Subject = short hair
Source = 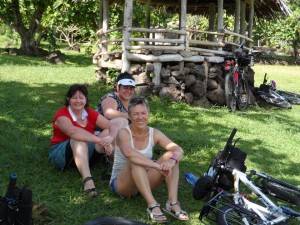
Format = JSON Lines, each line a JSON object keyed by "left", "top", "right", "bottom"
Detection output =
{"left": 64, "top": 84, "right": 90, "bottom": 107}
{"left": 116, "top": 72, "right": 135, "bottom": 83}
{"left": 128, "top": 96, "right": 150, "bottom": 114}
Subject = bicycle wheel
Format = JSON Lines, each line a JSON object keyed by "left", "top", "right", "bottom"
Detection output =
{"left": 83, "top": 217, "right": 149, "bottom": 225}
{"left": 237, "top": 78, "right": 249, "bottom": 110}
{"left": 216, "top": 206, "right": 262, "bottom": 225}
{"left": 263, "top": 181, "right": 300, "bottom": 206}
{"left": 225, "top": 73, "right": 237, "bottom": 112}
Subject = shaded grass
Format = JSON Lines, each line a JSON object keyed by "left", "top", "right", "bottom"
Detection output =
{"left": 0, "top": 52, "right": 299, "bottom": 225}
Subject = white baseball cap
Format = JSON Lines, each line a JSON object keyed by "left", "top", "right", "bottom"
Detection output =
{"left": 117, "top": 79, "right": 136, "bottom": 87}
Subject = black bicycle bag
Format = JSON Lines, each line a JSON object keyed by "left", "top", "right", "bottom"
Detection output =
{"left": 206, "top": 147, "right": 247, "bottom": 190}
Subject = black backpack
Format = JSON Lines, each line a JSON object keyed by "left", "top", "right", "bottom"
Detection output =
{"left": 0, "top": 174, "right": 33, "bottom": 225}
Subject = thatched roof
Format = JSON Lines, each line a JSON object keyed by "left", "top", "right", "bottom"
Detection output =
{"left": 125, "top": 0, "right": 291, "bottom": 19}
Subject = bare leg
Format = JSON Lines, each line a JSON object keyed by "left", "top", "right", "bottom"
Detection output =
{"left": 70, "top": 139, "right": 95, "bottom": 191}
{"left": 116, "top": 162, "right": 167, "bottom": 222}
{"left": 155, "top": 152, "right": 189, "bottom": 220}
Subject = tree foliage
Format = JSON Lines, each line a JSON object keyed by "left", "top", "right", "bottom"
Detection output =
{"left": 0, "top": 0, "right": 54, "bottom": 56}
{"left": 0, "top": 0, "right": 298, "bottom": 58}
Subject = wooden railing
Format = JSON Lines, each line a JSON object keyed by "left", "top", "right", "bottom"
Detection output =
{"left": 96, "top": 27, "right": 253, "bottom": 56}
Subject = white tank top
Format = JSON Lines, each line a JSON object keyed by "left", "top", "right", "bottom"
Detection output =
{"left": 110, "top": 126, "right": 154, "bottom": 182}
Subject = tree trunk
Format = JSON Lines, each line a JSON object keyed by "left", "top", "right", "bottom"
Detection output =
{"left": 1, "top": 0, "right": 49, "bottom": 56}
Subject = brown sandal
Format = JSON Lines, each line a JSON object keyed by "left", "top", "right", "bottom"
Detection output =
{"left": 82, "top": 176, "right": 97, "bottom": 197}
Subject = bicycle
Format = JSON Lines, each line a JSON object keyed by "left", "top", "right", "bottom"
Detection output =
{"left": 276, "top": 90, "right": 300, "bottom": 105}
{"left": 192, "top": 129, "right": 300, "bottom": 224}
{"left": 224, "top": 41, "right": 251, "bottom": 112}
{"left": 254, "top": 73, "right": 292, "bottom": 109}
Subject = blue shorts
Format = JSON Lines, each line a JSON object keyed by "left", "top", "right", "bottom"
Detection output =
{"left": 109, "top": 177, "right": 124, "bottom": 198}
{"left": 49, "top": 140, "right": 96, "bottom": 170}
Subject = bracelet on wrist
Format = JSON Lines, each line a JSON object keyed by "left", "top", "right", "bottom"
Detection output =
{"left": 170, "top": 157, "right": 178, "bottom": 164}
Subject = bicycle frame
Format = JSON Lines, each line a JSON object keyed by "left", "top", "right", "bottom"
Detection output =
{"left": 231, "top": 168, "right": 291, "bottom": 224}
{"left": 198, "top": 128, "right": 300, "bottom": 224}
{"left": 224, "top": 44, "right": 250, "bottom": 111}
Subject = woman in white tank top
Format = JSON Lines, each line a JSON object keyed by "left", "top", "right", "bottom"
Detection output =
{"left": 109, "top": 97, "right": 189, "bottom": 223}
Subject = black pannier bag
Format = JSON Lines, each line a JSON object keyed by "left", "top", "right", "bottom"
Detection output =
{"left": 205, "top": 147, "right": 247, "bottom": 190}
{"left": 14, "top": 187, "right": 33, "bottom": 225}
{"left": 0, "top": 174, "right": 33, "bottom": 225}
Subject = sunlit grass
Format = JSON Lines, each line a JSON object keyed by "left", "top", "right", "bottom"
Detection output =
{"left": 0, "top": 51, "right": 299, "bottom": 225}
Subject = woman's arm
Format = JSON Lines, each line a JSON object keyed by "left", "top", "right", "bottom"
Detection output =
{"left": 56, "top": 116, "right": 107, "bottom": 145}
{"left": 101, "top": 97, "right": 129, "bottom": 119}
{"left": 117, "top": 128, "right": 161, "bottom": 171}
{"left": 96, "top": 115, "right": 128, "bottom": 144}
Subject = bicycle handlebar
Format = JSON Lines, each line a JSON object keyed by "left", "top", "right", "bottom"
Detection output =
{"left": 263, "top": 73, "right": 268, "bottom": 84}
{"left": 224, "top": 128, "right": 237, "bottom": 150}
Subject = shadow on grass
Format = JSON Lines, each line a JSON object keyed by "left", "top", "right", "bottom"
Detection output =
{"left": 0, "top": 80, "right": 299, "bottom": 224}
{"left": 0, "top": 48, "right": 94, "bottom": 67}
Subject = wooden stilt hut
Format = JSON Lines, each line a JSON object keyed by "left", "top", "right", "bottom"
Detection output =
{"left": 94, "top": 0, "right": 290, "bottom": 107}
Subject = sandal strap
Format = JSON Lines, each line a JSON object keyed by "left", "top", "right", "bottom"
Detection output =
{"left": 148, "top": 203, "right": 160, "bottom": 211}
{"left": 82, "top": 176, "right": 93, "bottom": 184}
{"left": 174, "top": 210, "right": 188, "bottom": 217}
{"left": 168, "top": 201, "right": 180, "bottom": 206}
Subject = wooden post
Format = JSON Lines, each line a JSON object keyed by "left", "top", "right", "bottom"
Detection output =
{"left": 240, "top": 0, "right": 246, "bottom": 43}
{"left": 102, "top": 0, "right": 109, "bottom": 53}
{"left": 146, "top": 0, "right": 151, "bottom": 44}
{"left": 234, "top": 0, "right": 240, "bottom": 44}
{"left": 97, "top": 0, "right": 103, "bottom": 59}
{"left": 122, "top": 0, "right": 133, "bottom": 72}
{"left": 98, "top": 0, "right": 103, "bottom": 30}
{"left": 180, "top": 0, "right": 187, "bottom": 50}
{"left": 152, "top": 62, "right": 162, "bottom": 86}
{"left": 208, "top": 2, "right": 216, "bottom": 42}
{"left": 217, "top": 0, "right": 224, "bottom": 51}
{"left": 248, "top": 0, "right": 254, "bottom": 48}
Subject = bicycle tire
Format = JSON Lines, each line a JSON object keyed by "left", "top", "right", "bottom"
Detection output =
{"left": 237, "top": 78, "right": 249, "bottom": 110}
{"left": 83, "top": 217, "right": 149, "bottom": 225}
{"left": 263, "top": 181, "right": 300, "bottom": 206}
{"left": 225, "top": 73, "right": 237, "bottom": 112}
{"left": 277, "top": 90, "right": 300, "bottom": 105}
{"left": 216, "top": 206, "right": 262, "bottom": 225}
{"left": 193, "top": 175, "right": 214, "bottom": 200}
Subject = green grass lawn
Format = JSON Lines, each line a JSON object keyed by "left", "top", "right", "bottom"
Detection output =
{"left": 0, "top": 50, "right": 299, "bottom": 225}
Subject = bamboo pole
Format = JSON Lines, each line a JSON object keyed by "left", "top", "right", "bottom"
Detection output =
{"left": 222, "top": 29, "right": 252, "bottom": 41}
{"left": 180, "top": 0, "right": 187, "bottom": 50}
{"left": 240, "top": 0, "right": 246, "bottom": 43}
{"left": 234, "top": 0, "right": 240, "bottom": 44}
{"left": 208, "top": 2, "right": 216, "bottom": 42}
{"left": 129, "top": 37, "right": 184, "bottom": 44}
{"left": 189, "top": 40, "right": 225, "bottom": 47}
{"left": 129, "top": 28, "right": 185, "bottom": 34}
{"left": 146, "top": 0, "right": 151, "bottom": 44}
{"left": 122, "top": 0, "right": 133, "bottom": 72}
{"left": 217, "top": 0, "right": 224, "bottom": 51}
{"left": 126, "top": 45, "right": 185, "bottom": 51}
{"left": 98, "top": 0, "right": 103, "bottom": 30}
{"left": 248, "top": 0, "right": 254, "bottom": 48}
{"left": 102, "top": 0, "right": 109, "bottom": 53}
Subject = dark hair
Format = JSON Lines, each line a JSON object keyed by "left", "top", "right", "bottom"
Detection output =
{"left": 128, "top": 96, "right": 150, "bottom": 114}
{"left": 64, "top": 84, "right": 90, "bottom": 107}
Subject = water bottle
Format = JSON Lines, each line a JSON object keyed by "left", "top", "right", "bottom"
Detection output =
{"left": 185, "top": 172, "right": 198, "bottom": 187}
{"left": 5, "top": 173, "right": 17, "bottom": 201}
